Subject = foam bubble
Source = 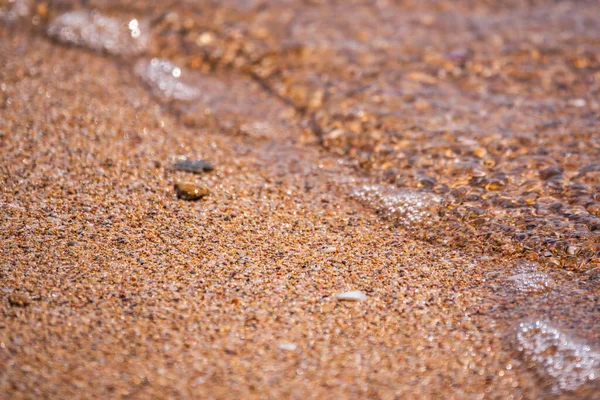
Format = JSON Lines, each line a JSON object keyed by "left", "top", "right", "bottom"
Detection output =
{"left": 1, "top": 0, "right": 30, "bottom": 23}
{"left": 47, "top": 11, "right": 148, "bottom": 56}
{"left": 517, "top": 321, "right": 599, "bottom": 393}
{"left": 507, "top": 261, "right": 553, "bottom": 294}
{"left": 134, "top": 59, "right": 200, "bottom": 102}
{"left": 351, "top": 185, "right": 440, "bottom": 228}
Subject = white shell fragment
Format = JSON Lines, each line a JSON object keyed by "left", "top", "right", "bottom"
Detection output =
{"left": 278, "top": 343, "right": 298, "bottom": 351}
{"left": 335, "top": 290, "right": 367, "bottom": 302}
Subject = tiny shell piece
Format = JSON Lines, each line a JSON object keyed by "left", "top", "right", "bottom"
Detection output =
{"left": 335, "top": 290, "right": 367, "bottom": 302}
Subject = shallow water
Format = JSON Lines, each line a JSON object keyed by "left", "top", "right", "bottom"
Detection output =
{"left": 351, "top": 185, "right": 441, "bottom": 229}
{"left": 47, "top": 10, "right": 149, "bottom": 56}
{"left": 134, "top": 58, "right": 199, "bottom": 101}
{"left": 1, "top": 0, "right": 600, "bottom": 397}
{"left": 517, "top": 321, "right": 599, "bottom": 394}
{"left": 506, "top": 261, "right": 553, "bottom": 295}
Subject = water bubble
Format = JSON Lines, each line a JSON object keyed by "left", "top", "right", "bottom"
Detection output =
{"left": 134, "top": 59, "right": 199, "bottom": 102}
{"left": 506, "top": 261, "right": 553, "bottom": 294}
{"left": 516, "top": 321, "right": 599, "bottom": 393}
{"left": 351, "top": 185, "right": 440, "bottom": 229}
{"left": 128, "top": 19, "right": 141, "bottom": 38}
{"left": 47, "top": 11, "right": 148, "bottom": 56}
{"left": 1, "top": 0, "right": 30, "bottom": 23}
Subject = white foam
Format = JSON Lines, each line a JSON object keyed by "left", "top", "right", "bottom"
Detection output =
{"left": 507, "top": 261, "right": 553, "bottom": 294}
{"left": 134, "top": 59, "right": 200, "bottom": 102}
{"left": 351, "top": 185, "right": 440, "bottom": 228}
{"left": 1, "top": 0, "right": 30, "bottom": 22}
{"left": 517, "top": 321, "right": 599, "bottom": 393}
{"left": 47, "top": 11, "right": 148, "bottom": 56}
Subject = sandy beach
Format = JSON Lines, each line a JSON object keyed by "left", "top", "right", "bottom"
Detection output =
{"left": 1, "top": 1, "right": 599, "bottom": 398}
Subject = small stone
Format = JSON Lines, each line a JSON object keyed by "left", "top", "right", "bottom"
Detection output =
{"left": 569, "top": 98, "right": 586, "bottom": 108}
{"left": 408, "top": 71, "right": 437, "bottom": 85}
{"left": 414, "top": 99, "right": 431, "bottom": 111}
{"left": 278, "top": 343, "right": 297, "bottom": 351}
{"left": 36, "top": 3, "right": 48, "bottom": 18}
{"left": 335, "top": 290, "right": 367, "bottom": 302}
{"left": 485, "top": 179, "right": 506, "bottom": 191}
{"left": 417, "top": 176, "right": 436, "bottom": 188}
{"left": 448, "top": 48, "right": 470, "bottom": 62}
{"left": 549, "top": 201, "right": 563, "bottom": 212}
{"left": 539, "top": 166, "right": 563, "bottom": 180}
{"left": 323, "top": 246, "right": 337, "bottom": 253}
{"left": 175, "top": 182, "right": 209, "bottom": 201}
{"left": 173, "top": 159, "right": 214, "bottom": 174}
{"left": 472, "top": 148, "right": 487, "bottom": 158}
{"left": 196, "top": 32, "right": 216, "bottom": 46}
{"left": 8, "top": 293, "right": 31, "bottom": 307}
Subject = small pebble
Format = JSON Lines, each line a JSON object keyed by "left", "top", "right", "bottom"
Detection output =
{"left": 569, "top": 98, "right": 586, "bottom": 108}
{"left": 539, "top": 166, "right": 563, "bottom": 180}
{"left": 8, "top": 293, "right": 31, "bottom": 307}
{"left": 278, "top": 343, "right": 297, "bottom": 351}
{"left": 335, "top": 290, "right": 367, "bottom": 302}
{"left": 323, "top": 246, "right": 337, "bottom": 253}
{"left": 175, "top": 182, "right": 209, "bottom": 201}
{"left": 173, "top": 159, "right": 214, "bottom": 174}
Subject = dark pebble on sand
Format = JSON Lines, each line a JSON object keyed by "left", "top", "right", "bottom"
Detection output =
{"left": 173, "top": 159, "right": 214, "bottom": 174}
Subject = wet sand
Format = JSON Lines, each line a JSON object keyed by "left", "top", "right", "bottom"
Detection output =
{"left": 1, "top": 1, "right": 599, "bottom": 398}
